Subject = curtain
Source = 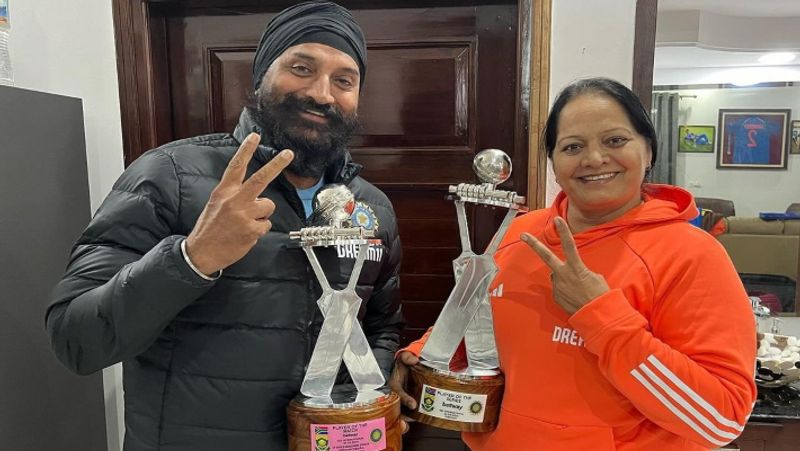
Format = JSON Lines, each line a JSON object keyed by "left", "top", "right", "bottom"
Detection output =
{"left": 650, "top": 92, "right": 679, "bottom": 185}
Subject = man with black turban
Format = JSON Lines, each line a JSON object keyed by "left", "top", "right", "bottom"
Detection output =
{"left": 45, "top": 2, "right": 403, "bottom": 450}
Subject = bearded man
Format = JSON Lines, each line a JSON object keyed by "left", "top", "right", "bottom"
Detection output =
{"left": 45, "top": 2, "right": 403, "bottom": 450}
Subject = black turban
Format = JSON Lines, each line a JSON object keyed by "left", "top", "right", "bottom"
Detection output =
{"left": 252, "top": 1, "right": 367, "bottom": 91}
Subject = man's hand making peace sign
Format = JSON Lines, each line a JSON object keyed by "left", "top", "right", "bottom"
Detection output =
{"left": 520, "top": 217, "right": 611, "bottom": 315}
{"left": 185, "top": 132, "right": 294, "bottom": 277}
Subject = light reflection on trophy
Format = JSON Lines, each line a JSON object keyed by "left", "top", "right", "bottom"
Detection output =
{"left": 406, "top": 149, "right": 527, "bottom": 432}
{"left": 286, "top": 185, "right": 401, "bottom": 451}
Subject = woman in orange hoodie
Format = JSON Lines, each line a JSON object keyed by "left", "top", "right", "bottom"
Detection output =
{"left": 391, "top": 78, "right": 757, "bottom": 450}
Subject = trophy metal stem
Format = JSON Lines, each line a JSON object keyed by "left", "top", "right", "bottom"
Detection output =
{"left": 420, "top": 203, "right": 521, "bottom": 370}
{"left": 455, "top": 200, "right": 472, "bottom": 253}
{"left": 464, "top": 207, "right": 518, "bottom": 370}
{"left": 485, "top": 207, "right": 519, "bottom": 255}
{"left": 303, "top": 246, "right": 386, "bottom": 394}
{"left": 287, "top": 185, "right": 400, "bottom": 451}
{"left": 408, "top": 148, "right": 525, "bottom": 432}
{"left": 419, "top": 254, "right": 498, "bottom": 368}
{"left": 301, "top": 243, "right": 386, "bottom": 398}
{"left": 300, "top": 283, "right": 361, "bottom": 398}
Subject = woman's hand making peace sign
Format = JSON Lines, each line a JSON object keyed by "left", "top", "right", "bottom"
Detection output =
{"left": 520, "top": 217, "right": 610, "bottom": 315}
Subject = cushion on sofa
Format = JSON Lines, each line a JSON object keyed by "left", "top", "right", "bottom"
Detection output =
{"left": 785, "top": 220, "right": 800, "bottom": 235}
{"left": 725, "top": 217, "right": 785, "bottom": 235}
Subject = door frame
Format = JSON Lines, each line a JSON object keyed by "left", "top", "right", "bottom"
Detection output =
{"left": 633, "top": 0, "right": 658, "bottom": 113}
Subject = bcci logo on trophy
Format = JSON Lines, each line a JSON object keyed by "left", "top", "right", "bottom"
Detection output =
{"left": 422, "top": 386, "right": 437, "bottom": 412}
{"left": 313, "top": 426, "right": 330, "bottom": 451}
{"left": 351, "top": 201, "right": 379, "bottom": 231}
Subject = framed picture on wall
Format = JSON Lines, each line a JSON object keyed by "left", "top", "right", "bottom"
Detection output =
{"left": 678, "top": 125, "right": 715, "bottom": 153}
{"left": 792, "top": 120, "right": 800, "bottom": 155}
{"left": 0, "top": 0, "right": 8, "bottom": 27}
{"left": 717, "top": 109, "right": 791, "bottom": 169}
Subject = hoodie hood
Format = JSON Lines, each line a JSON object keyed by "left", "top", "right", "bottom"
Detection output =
{"left": 542, "top": 184, "right": 698, "bottom": 247}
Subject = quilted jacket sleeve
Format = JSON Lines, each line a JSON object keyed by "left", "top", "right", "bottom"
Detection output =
{"left": 45, "top": 149, "right": 216, "bottom": 375}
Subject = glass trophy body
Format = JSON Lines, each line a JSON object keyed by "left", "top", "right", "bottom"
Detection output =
{"left": 285, "top": 185, "right": 401, "bottom": 451}
{"left": 405, "top": 149, "right": 527, "bottom": 432}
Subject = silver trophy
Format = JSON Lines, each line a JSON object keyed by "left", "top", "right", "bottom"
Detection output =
{"left": 289, "top": 184, "right": 386, "bottom": 401}
{"left": 406, "top": 149, "right": 525, "bottom": 432}
{"left": 286, "top": 185, "right": 401, "bottom": 451}
{"left": 419, "top": 148, "right": 526, "bottom": 375}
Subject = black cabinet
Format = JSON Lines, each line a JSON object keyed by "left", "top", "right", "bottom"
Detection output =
{"left": 0, "top": 85, "right": 107, "bottom": 451}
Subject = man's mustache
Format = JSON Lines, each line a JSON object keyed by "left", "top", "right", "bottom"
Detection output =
{"left": 282, "top": 94, "right": 346, "bottom": 124}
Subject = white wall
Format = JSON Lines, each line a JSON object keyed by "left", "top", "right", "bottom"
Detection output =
{"left": 11, "top": 1, "right": 124, "bottom": 211}
{"left": 9, "top": 2, "right": 125, "bottom": 451}
{"left": 546, "top": 0, "right": 638, "bottom": 204}
{"left": 549, "top": 0, "right": 637, "bottom": 96}
{"left": 667, "top": 86, "right": 800, "bottom": 217}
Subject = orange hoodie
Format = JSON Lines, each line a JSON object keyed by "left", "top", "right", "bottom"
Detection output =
{"left": 404, "top": 184, "right": 757, "bottom": 450}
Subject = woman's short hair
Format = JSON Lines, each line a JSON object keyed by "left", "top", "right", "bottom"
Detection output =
{"left": 542, "top": 77, "right": 658, "bottom": 168}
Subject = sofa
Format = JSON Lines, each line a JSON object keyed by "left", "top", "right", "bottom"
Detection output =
{"left": 696, "top": 197, "right": 736, "bottom": 217}
{"left": 717, "top": 217, "right": 800, "bottom": 313}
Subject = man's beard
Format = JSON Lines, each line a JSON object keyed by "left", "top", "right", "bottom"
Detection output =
{"left": 247, "top": 90, "right": 359, "bottom": 179}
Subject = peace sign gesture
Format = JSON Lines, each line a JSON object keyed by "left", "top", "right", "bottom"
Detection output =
{"left": 185, "top": 132, "right": 294, "bottom": 277}
{"left": 520, "top": 217, "right": 609, "bottom": 315}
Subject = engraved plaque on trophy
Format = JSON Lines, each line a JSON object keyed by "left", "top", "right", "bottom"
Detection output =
{"left": 405, "top": 149, "right": 527, "bottom": 432}
{"left": 286, "top": 185, "right": 401, "bottom": 451}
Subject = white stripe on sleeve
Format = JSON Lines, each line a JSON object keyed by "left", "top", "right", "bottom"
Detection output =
{"left": 647, "top": 355, "right": 745, "bottom": 432}
{"left": 638, "top": 363, "right": 739, "bottom": 440}
{"left": 631, "top": 368, "right": 729, "bottom": 447}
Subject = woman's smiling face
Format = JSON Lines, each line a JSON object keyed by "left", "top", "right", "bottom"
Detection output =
{"left": 552, "top": 93, "right": 652, "bottom": 221}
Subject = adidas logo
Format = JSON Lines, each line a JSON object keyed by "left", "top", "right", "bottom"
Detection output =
{"left": 489, "top": 283, "right": 504, "bottom": 298}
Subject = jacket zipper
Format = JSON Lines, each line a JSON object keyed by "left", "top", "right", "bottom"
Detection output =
{"left": 290, "top": 187, "right": 315, "bottom": 375}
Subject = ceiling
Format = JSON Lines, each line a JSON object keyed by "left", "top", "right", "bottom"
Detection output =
{"left": 655, "top": 47, "right": 794, "bottom": 70}
{"left": 659, "top": 0, "right": 800, "bottom": 18}
{"left": 655, "top": 0, "right": 800, "bottom": 84}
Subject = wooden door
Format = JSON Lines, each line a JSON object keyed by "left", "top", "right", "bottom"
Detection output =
{"left": 114, "top": 0, "right": 546, "bottom": 448}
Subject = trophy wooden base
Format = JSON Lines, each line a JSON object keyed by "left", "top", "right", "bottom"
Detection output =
{"left": 287, "top": 386, "right": 402, "bottom": 451}
{"left": 405, "top": 362, "right": 504, "bottom": 432}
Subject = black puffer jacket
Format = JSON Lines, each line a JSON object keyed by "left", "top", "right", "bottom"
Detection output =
{"left": 46, "top": 110, "right": 403, "bottom": 451}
